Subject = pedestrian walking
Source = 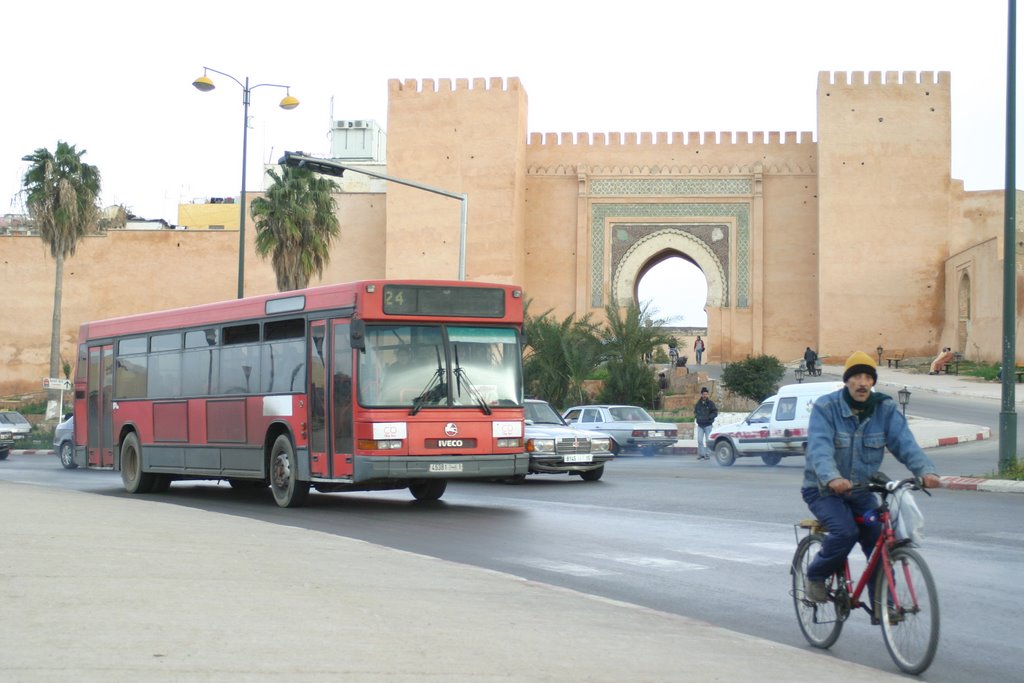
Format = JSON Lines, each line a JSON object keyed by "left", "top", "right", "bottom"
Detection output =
{"left": 694, "top": 336, "right": 706, "bottom": 365}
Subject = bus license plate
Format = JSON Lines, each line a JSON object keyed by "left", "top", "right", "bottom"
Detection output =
{"left": 429, "top": 463, "right": 463, "bottom": 473}
{"left": 563, "top": 454, "right": 593, "bottom": 463}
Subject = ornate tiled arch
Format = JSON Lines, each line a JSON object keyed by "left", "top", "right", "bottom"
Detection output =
{"left": 612, "top": 228, "right": 728, "bottom": 309}
{"left": 591, "top": 201, "right": 749, "bottom": 308}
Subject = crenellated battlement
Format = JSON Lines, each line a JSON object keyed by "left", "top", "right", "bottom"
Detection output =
{"left": 526, "top": 162, "right": 816, "bottom": 176}
{"left": 388, "top": 77, "right": 523, "bottom": 93}
{"left": 527, "top": 130, "right": 815, "bottom": 147}
{"left": 818, "top": 70, "right": 950, "bottom": 89}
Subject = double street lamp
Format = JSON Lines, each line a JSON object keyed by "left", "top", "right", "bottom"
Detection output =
{"left": 192, "top": 67, "right": 299, "bottom": 299}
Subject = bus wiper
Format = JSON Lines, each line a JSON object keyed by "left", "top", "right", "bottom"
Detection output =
{"left": 410, "top": 346, "right": 446, "bottom": 415}
{"left": 453, "top": 344, "right": 492, "bottom": 415}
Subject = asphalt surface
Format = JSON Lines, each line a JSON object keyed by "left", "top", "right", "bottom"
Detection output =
{"left": 1, "top": 366, "right": 1019, "bottom": 681}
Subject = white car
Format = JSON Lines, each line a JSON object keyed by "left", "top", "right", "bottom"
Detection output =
{"left": 561, "top": 404, "right": 679, "bottom": 455}
{"left": 0, "top": 411, "right": 32, "bottom": 439}
{"left": 54, "top": 415, "right": 76, "bottom": 469}
{"left": 708, "top": 382, "right": 842, "bottom": 466}
{"left": 523, "top": 399, "right": 614, "bottom": 481}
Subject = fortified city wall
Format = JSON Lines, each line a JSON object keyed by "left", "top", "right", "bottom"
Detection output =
{"left": 1, "top": 70, "right": 1019, "bottom": 396}
{"left": 817, "top": 70, "right": 952, "bottom": 361}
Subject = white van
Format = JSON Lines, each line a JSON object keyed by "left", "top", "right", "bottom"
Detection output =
{"left": 707, "top": 381, "right": 843, "bottom": 466}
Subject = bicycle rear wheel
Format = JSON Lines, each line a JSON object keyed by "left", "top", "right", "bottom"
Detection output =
{"left": 791, "top": 534, "right": 844, "bottom": 648}
{"left": 876, "top": 546, "right": 940, "bottom": 675}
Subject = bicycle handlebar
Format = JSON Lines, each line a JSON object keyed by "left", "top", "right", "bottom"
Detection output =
{"left": 849, "top": 473, "right": 928, "bottom": 496}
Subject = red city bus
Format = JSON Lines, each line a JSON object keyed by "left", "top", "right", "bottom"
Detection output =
{"left": 71, "top": 280, "right": 527, "bottom": 506}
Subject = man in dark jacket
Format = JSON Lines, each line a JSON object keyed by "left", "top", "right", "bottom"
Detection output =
{"left": 694, "top": 387, "right": 718, "bottom": 460}
{"left": 803, "top": 347, "right": 818, "bottom": 376}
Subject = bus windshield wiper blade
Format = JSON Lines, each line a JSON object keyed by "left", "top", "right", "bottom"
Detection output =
{"left": 409, "top": 346, "right": 446, "bottom": 415}
{"left": 452, "top": 347, "right": 492, "bottom": 416}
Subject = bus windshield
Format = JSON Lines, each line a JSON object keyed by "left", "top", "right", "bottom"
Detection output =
{"left": 357, "top": 324, "right": 522, "bottom": 409}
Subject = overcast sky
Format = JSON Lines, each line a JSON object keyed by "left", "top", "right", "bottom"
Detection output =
{"left": 4, "top": 1, "right": 1019, "bottom": 321}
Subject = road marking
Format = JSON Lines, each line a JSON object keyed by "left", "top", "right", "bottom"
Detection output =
{"left": 587, "top": 553, "right": 707, "bottom": 570}
{"left": 512, "top": 558, "right": 616, "bottom": 577}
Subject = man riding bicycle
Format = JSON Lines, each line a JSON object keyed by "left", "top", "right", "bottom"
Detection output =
{"left": 801, "top": 351, "right": 940, "bottom": 603}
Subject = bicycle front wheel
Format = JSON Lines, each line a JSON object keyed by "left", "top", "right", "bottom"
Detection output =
{"left": 876, "top": 546, "right": 940, "bottom": 675}
{"left": 791, "top": 534, "right": 844, "bottom": 649}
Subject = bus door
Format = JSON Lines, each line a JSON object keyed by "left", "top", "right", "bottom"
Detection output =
{"left": 308, "top": 320, "right": 354, "bottom": 479}
{"left": 86, "top": 344, "right": 114, "bottom": 468}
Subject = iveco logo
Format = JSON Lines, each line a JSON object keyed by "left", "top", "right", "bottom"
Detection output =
{"left": 437, "top": 439, "right": 464, "bottom": 448}
{"left": 445, "top": 423, "right": 459, "bottom": 436}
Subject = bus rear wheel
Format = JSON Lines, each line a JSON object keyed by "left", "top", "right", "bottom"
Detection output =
{"left": 409, "top": 479, "right": 447, "bottom": 501}
{"left": 269, "top": 435, "right": 309, "bottom": 508}
{"left": 121, "top": 433, "right": 156, "bottom": 494}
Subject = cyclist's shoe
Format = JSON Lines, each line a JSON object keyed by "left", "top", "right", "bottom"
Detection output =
{"left": 806, "top": 580, "right": 829, "bottom": 603}
{"left": 871, "top": 605, "right": 906, "bottom": 625}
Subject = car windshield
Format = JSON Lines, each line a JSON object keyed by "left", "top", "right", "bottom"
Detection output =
{"left": 525, "top": 401, "right": 564, "bottom": 425}
{"left": 0, "top": 412, "right": 29, "bottom": 426}
{"left": 608, "top": 406, "right": 653, "bottom": 422}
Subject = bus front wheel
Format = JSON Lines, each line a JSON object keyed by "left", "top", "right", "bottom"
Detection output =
{"left": 409, "top": 479, "right": 447, "bottom": 501}
{"left": 121, "top": 433, "right": 156, "bottom": 494}
{"left": 269, "top": 435, "right": 309, "bottom": 508}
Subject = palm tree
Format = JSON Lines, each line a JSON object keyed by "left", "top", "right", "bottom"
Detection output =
{"left": 251, "top": 165, "right": 341, "bottom": 291}
{"left": 21, "top": 141, "right": 101, "bottom": 379}
{"left": 522, "top": 306, "right": 602, "bottom": 409}
{"left": 598, "top": 301, "right": 673, "bottom": 406}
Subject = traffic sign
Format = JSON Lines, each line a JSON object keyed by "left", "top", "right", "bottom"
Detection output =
{"left": 43, "top": 377, "right": 73, "bottom": 391}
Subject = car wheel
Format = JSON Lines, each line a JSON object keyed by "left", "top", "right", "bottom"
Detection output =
{"left": 59, "top": 442, "right": 77, "bottom": 469}
{"left": 714, "top": 440, "right": 737, "bottom": 467}
{"left": 579, "top": 465, "right": 604, "bottom": 482}
{"left": 761, "top": 454, "right": 783, "bottom": 466}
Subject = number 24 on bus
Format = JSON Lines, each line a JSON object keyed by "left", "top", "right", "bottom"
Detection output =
{"left": 69, "top": 280, "right": 529, "bottom": 507}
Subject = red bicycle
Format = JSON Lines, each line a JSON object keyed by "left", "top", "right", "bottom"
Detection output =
{"left": 790, "top": 475, "right": 940, "bottom": 675}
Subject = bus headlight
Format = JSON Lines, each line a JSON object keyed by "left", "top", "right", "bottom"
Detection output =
{"left": 526, "top": 438, "right": 554, "bottom": 454}
{"left": 498, "top": 438, "right": 522, "bottom": 449}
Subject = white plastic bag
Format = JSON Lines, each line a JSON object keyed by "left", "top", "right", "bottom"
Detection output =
{"left": 892, "top": 488, "right": 925, "bottom": 545}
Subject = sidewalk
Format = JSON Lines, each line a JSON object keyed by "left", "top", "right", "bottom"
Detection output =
{"left": 0, "top": 480, "right": 909, "bottom": 683}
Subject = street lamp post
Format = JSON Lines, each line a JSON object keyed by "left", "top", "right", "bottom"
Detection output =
{"left": 898, "top": 385, "right": 911, "bottom": 416}
{"left": 794, "top": 365, "right": 805, "bottom": 383}
{"left": 876, "top": 345, "right": 884, "bottom": 365}
{"left": 193, "top": 67, "right": 299, "bottom": 299}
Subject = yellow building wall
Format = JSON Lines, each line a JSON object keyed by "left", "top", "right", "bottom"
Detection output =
{"left": 177, "top": 202, "right": 240, "bottom": 230}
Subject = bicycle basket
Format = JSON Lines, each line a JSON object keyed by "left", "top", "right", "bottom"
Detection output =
{"left": 891, "top": 488, "right": 925, "bottom": 545}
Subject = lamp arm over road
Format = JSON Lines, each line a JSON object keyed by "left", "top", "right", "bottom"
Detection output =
{"left": 280, "top": 152, "right": 470, "bottom": 281}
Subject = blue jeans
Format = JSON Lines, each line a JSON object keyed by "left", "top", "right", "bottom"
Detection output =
{"left": 696, "top": 424, "right": 713, "bottom": 457}
{"left": 801, "top": 487, "right": 881, "bottom": 583}
{"left": 695, "top": 350, "right": 703, "bottom": 364}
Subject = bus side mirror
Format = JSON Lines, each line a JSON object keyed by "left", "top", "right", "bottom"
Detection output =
{"left": 350, "top": 319, "right": 366, "bottom": 350}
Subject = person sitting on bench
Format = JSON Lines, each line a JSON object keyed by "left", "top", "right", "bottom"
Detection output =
{"left": 929, "top": 347, "right": 955, "bottom": 375}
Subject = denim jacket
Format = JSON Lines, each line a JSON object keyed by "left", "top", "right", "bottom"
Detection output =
{"left": 802, "top": 388, "right": 937, "bottom": 491}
